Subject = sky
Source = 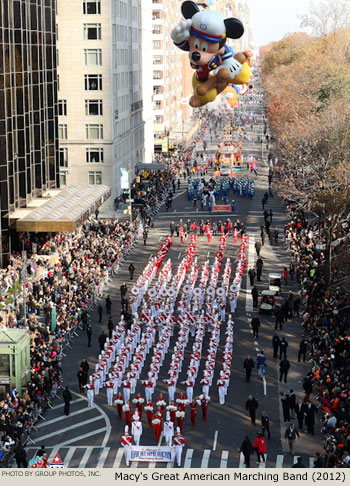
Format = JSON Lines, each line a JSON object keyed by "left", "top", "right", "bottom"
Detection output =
{"left": 247, "top": 0, "right": 313, "bottom": 46}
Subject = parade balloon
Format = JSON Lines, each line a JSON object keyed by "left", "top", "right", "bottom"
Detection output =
{"left": 171, "top": 1, "right": 252, "bottom": 107}
{"left": 221, "top": 85, "right": 238, "bottom": 107}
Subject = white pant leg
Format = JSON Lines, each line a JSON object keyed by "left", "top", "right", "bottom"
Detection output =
{"left": 218, "top": 386, "right": 225, "bottom": 405}
{"left": 123, "top": 388, "right": 130, "bottom": 403}
{"left": 175, "top": 446, "right": 182, "bottom": 466}
{"left": 203, "top": 385, "right": 209, "bottom": 396}
{"left": 134, "top": 434, "right": 141, "bottom": 446}
{"left": 187, "top": 387, "right": 193, "bottom": 403}
{"left": 124, "top": 445, "right": 131, "bottom": 466}
{"left": 87, "top": 390, "right": 94, "bottom": 407}
{"left": 169, "top": 386, "right": 175, "bottom": 402}
{"left": 107, "top": 388, "right": 113, "bottom": 406}
{"left": 94, "top": 381, "right": 99, "bottom": 395}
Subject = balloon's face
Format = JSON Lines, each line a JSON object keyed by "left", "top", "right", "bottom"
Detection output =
{"left": 188, "top": 36, "right": 223, "bottom": 66}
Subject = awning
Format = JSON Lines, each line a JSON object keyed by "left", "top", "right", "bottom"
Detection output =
{"left": 16, "top": 185, "right": 111, "bottom": 232}
{"left": 135, "top": 163, "right": 167, "bottom": 171}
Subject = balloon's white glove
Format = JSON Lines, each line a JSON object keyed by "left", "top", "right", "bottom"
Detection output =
{"left": 214, "top": 58, "right": 242, "bottom": 80}
{"left": 171, "top": 19, "right": 192, "bottom": 44}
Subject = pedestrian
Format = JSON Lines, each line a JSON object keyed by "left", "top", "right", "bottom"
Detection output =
{"left": 98, "top": 303, "right": 103, "bottom": 323}
{"left": 120, "top": 282, "right": 128, "bottom": 297}
{"left": 261, "top": 411, "right": 271, "bottom": 439}
{"left": 305, "top": 401, "right": 317, "bottom": 435}
{"left": 279, "top": 337, "right": 288, "bottom": 359}
{"left": 281, "top": 393, "right": 291, "bottom": 422}
{"left": 240, "top": 436, "right": 254, "bottom": 468}
{"left": 289, "top": 389, "right": 296, "bottom": 418}
{"left": 253, "top": 432, "right": 266, "bottom": 464}
{"left": 292, "top": 457, "right": 306, "bottom": 468}
{"left": 293, "top": 293, "right": 301, "bottom": 316}
{"left": 86, "top": 324, "right": 92, "bottom": 347}
{"left": 285, "top": 423, "right": 300, "bottom": 455}
{"left": 170, "top": 221, "right": 175, "bottom": 236}
{"left": 98, "top": 330, "right": 107, "bottom": 351}
{"left": 298, "top": 338, "right": 308, "bottom": 362}
{"left": 257, "top": 351, "right": 266, "bottom": 379}
{"left": 262, "top": 198, "right": 266, "bottom": 210}
{"left": 314, "top": 452, "right": 324, "bottom": 467}
{"left": 289, "top": 261, "right": 295, "bottom": 280}
{"left": 255, "top": 240, "right": 262, "bottom": 257}
{"left": 105, "top": 295, "right": 112, "bottom": 314}
{"left": 295, "top": 399, "right": 307, "bottom": 432}
{"left": 248, "top": 266, "right": 256, "bottom": 286}
{"left": 283, "top": 267, "right": 288, "bottom": 286}
{"left": 128, "top": 263, "right": 135, "bottom": 280}
{"left": 279, "top": 356, "right": 291, "bottom": 383}
{"left": 275, "top": 306, "right": 283, "bottom": 330}
{"left": 14, "top": 442, "right": 28, "bottom": 468}
{"left": 143, "top": 229, "right": 148, "bottom": 246}
{"left": 80, "top": 358, "right": 89, "bottom": 376}
{"left": 251, "top": 314, "right": 260, "bottom": 339}
{"left": 303, "top": 375, "right": 313, "bottom": 401}
{"left": 272, "top": 332, "right": 280, "bottom": 358}
{"left": 63, "top": 386, "right": 72, "bottom": 416}
{"left": 77, "top": 367, "right": 85, "bottom": 393}
{"left": 107, "top": 317, "right": 114, "bottom": 339}
{"left": 256, "top": 257, "right": 263, "bottom": 281}
{"left": 246, "top": 395, "right": 259, "bottom": 424}
{"left": 243, "top": 355, "right": 255, "bottom": 382}
{"left": 173, "top": 427, "right": 186, "bottom": 467}
{"left": 251, "top": 286, "right": 259, "bottom": 308}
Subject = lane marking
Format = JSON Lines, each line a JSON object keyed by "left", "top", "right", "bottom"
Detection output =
{"left": 158, "top": 432, "right": 163, "bottom": 446}
{"left": 52, "top": 427, "right": 109, "bottom": 448}
{"left": 309, "top": 457, "right": 315, "bottom": 468}
{"left": 201, "top": 449, "right": 211, "bottom": 468}
{"left": 32, "top": 416, "right": 104, "bottom": 442}
{"left": 79, "top": 447, "right": 94, "bottom": 468}
{"left": 276, "top": 455, "right": 284, "bottom": 468}
{"left": 148, "top": 461, "right": 156, "bottom": 468}
{"left": 113, "top": 448, "right": 124, "bottom": 468}
{"left": 212, "top": 430, "right": 218, "bottom": 451}
{"left": 220, "top": 450, "right": 229, "bottom": 468}
{"left": 51, "top": 398, "right": 84, "bottom": 410}
{"left": 96, "top": 446, "right": 110, "bottom": 468}
{"left": 263, "top": 375, "right": 267, "bottom": 396}
{"left": 184, "top": 449, "right": 193, "bottom": 468}
{"left": 63, "top": 447, "right": 76, "bottom": 467}
{"left": 239, "top": 452, "right": 245, "bottom": 468}
{"left": 36, "top": 407, "right": 92, "bottom": 428}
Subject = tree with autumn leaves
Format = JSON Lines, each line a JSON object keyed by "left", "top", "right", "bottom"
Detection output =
{"left": 261, "top": 31, "right": 350, "bottom": 284}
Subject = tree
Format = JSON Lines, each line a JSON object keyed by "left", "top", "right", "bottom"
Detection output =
{"left": 299, "top": 0, "right": 350, "bottom": 37}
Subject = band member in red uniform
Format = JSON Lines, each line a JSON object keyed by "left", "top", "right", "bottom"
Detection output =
{"left": 123, "top": 400, "right": 132, "bottom": 428}
{"left": 121, "top": 426, "right": 133, "bottom": 466}
{"left": 166, "top": 401, "right": 177, "bottom": 423}
{"left": 156, "top": 393, "right": 167, "bottom": 414}
{"left": 176, "top": 406, "right": 185, "bottom": 434}
{"left": 152, "top": 406, "right": 163, "bottom": 442}
{"left": 176, "top": 392, "right": 187, "bottom": 412}
{"left": 144, "top": 400, "right": 154, "bottom": 428}
{"left": 114, "top": 392, "right": 124, "bottom": 420}
{"left": 197, "top": 393, "right": 210, "bottom": 421}
{"left": 132, "top": 393, "right": 144, "bottom": 418}
{"left": 190, "top": 399, "right": 197, "bottom": 428}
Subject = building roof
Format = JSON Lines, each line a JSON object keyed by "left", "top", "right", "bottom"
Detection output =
{"left": 16, "top": 185, "right": 111, "bottom": 232}
{"left": 0, "top": 329, "right": 29, "bottom": 345}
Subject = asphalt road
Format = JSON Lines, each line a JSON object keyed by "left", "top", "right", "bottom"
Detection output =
{"left": 26, "top": 77, "right": 321, "bottom": 469}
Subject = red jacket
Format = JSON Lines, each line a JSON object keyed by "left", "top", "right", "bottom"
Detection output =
{"left": 253, "top": 436, "right": 266, "bottom": 453}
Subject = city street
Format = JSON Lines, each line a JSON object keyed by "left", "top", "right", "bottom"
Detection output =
{"left": 25, "top": 86, "right": 321, "bottom": 469}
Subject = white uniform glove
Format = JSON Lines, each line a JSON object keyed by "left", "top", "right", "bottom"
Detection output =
{"left": 214, "top": 58, "right": 242, "bottom": 80}
{"left": 171, "top": 19, "right": 192, "bottom": 44}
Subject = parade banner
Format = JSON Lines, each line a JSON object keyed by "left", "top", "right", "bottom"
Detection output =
{"left": 130, "top": 446, "right": 174, "bottom": 463}
{"left": 213, "top": 205, "right": 231, "bottom": 212}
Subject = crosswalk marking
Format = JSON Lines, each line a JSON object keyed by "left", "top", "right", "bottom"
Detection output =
{"left": 36, "top": 407, "right": 92, "bottom": 428}
{"left": 96, "top": 447, "right": 110, "bottom": 468}
{"left": 293, "top": 456, "right": 300, "bottom": 465}
{"left": 309, "top": 457, "right": 314, "bottom": 468}
{"left": 220, "top": 451, "right": 228, "bottom": 468}
{"left": 130, "top": 462, "right": 138, "bottom": 468}
{"left": 63, "top": 447, "right": 76, "bottom": 467}
{"left": 167, "top": 460, "right": 173, "bottom": 468}
{"left": 184, "top": 449, "right": 193, "bottom": 468}
{"left": 54, "top": 427, "right": 108, "bottom": 447}
{"left": 259, "top": 454, "right": 267, "bottom": 467}
{"left": 79, "top": 447, "right": 93, "bottom": 468}
{"left": 32, "top": 416, "right": 104, "bottom": 443}
{"left": 276, "top": 455, "right": 284, "bottom": 468}
{"left": 48, "top": 447, "right": 59, "bottom": 464}
{"left": 113, "top": 448, "right": 124, "bottom": 468}
{"left": 51, "top": 398, "right": 85, "bottom": 410}
{"left": 239, "top": 452, "right": 245, "bottom": 468}
{"left": 148, "top": 462, "right": 156, "bottom": 468}
{"left": 201, "top": 449, "right": 210, "bottom": 468}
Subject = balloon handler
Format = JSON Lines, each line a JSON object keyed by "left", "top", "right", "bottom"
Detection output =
{"left": 171, "top": 1, "right": 252, "bottom": 107}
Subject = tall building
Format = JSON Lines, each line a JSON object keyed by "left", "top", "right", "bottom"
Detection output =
{"left": 0, "top": 0, "right": 59, "bottom": 265}
{"left": 236, "top": 0, "right": 252, "bottom": 51}
{"left": 56, "top": 0, "right": 152, "bottom": 199}
{"left": 151, "top": 0, "right": 182, "bottom": 151}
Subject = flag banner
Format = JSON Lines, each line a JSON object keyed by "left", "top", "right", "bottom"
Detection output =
{"left": 130, "top": 446, "right": 174, "bottom": 462}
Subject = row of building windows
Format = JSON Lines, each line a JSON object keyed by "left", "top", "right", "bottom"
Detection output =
{"left": 60, "top": 170, "right": 102, "bottom": 187}
{"left": 58, "top": 124, "right": 104, "bottom": 140}
{"left": 59, "top": 99, "right": 103, "bottom": 116}
{"left": 59, "top": 147, "right": 104, "bottom": 167}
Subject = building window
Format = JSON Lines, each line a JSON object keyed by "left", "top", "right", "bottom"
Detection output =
{"left": 60, "top": 173, "right": 67, "bottom": 186}
{"left": 84, "top": 49, "right": 102, "bottom": 66}
{"left": 154, "top": 100, "right": 162, "bottom": 110}
{"left": 153, "top": 85, "right": 163, "bottom": 95}
{"left": 58, "top": 124, "right": 68, "bottom": 139}
{"left": 86, "top": 148, "right": 104, "bottom": 163}
{"left": 153, "top": 71, "right": 162, "bottom": 80}
{"left": 84, "top": 23, "right": 101, "bottom": 40}
{"left": 85, "top": 99, "right": 103, "bottom": 116}
{"left": 83, "top": 0, "right": 101, "bottom": 14}
{"left": 84, "top": 74, "right": 102, "bottom": 90}
{"left": 86, "top": 124, "right": 103, "bottom": 139}
{"left": 152, "top": 11, "right": 161, "bottom": 20}
{"left": 58, "top": 100, "right": 67, "bottom": 116}
{"left": 155, "top": 116, "right": 163, "bottom": 124}
{"left": 152, "top": 25, "right": 162, "bottom": 34}
{"left": 153, "top": 56, "right": 162, "bottom": 65}
{"left": 152, "top": 40, "right": 161, "bottom": 49}
{"left": 59, "top": 148, "right": 68, "bottom": 167}
{"left": 89, "top": 171, "right": 102, "bottom": 185}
